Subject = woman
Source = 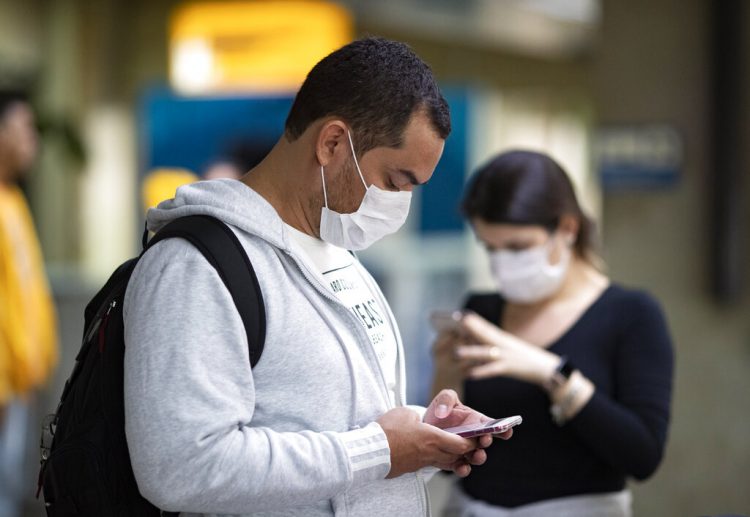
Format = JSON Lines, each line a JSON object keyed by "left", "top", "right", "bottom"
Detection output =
{"left": 432, "top": 150, "right": 674, "bottom": 517}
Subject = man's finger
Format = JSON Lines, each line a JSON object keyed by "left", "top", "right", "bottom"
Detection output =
{"left": 465, "top": 448, "right": 487, "bottom": 466}
{"left": 496, "top": 428, "right": 513, "bottom": 440}
{"left": 441, "top": 438, "right": 479, "bottom": 456}
{"left": 434, "top": 430, "right": 479, "bottom": 455}
{"left": 430, "top": 389, "right": 460, "bottom": 419}
{"left": 478, "top": 433, "right": 493, "bottom": 448}
{"left": 452, "top": 460, "right": 472, "bottom": 478}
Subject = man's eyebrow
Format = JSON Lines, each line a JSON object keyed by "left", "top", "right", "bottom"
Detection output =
{"left": 397, "top": 168, "right": 425, "bottom": 185}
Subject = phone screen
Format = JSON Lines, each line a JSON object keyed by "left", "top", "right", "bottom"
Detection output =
{"left": 443, "top": 415, "right": 522, "bottom": 438}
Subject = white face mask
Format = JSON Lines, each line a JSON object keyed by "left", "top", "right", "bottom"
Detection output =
{"left": 489, "top": 235, "right": 572, "bottom": 304}
{"left": 319, "top": 131, "right": 412, "bottom": 250}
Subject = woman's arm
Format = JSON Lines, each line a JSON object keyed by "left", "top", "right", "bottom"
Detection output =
{"left": 455, "top": 294, "right": 674, "bottom": 480}
{"left": 563, "top": 293, "right": 674, "bottom": 479}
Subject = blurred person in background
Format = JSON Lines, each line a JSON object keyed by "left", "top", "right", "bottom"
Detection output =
{"left": 431, "top": 150, "right": 674, "bottom": 517}
{"left": 141, "top": 143, "right": 273, "bottom": 213}
{"left": 201, "top": 159, "right": 242, "bottom": 180}
{"left": 225, "top": 140, "right": 273, "bottom": 178}
{"left": 124, "top": 37, "right": 509, "bottom": 516}
{"left": 202, "top": 140, "right": 273, "bottom": 181}
{"left": 0, "top": 90, "right": 58, "bottom": 517}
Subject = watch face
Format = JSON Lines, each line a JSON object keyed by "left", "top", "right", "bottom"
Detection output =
{"left": 545, "top": 357, "right": 576, "bottom": 392}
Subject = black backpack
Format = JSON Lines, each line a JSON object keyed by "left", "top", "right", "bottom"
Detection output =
{"left": 37, "top": 215, "right": 266, "bottom": 517}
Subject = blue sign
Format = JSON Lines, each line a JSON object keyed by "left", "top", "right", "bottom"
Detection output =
{"left": 596, "top": 124, "right": 682, "bottom": 190}
{"left": 418, "top": 87, "right": 469, "bottom": 234}
{"left": 140, "top": 88, "right": 293, "bottom": 176}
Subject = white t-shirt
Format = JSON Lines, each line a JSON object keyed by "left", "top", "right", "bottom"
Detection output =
{"left": 285, "top": 224, "right": 399, "bottom": 406}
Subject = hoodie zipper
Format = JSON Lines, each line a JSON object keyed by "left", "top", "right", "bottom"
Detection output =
{"left": 285, "top": 250, "right": 395, "bottom": 411}
{"left": 288, "top": 253, "right": 435, "bottom": 513}
{"left": 355, "top": 266, "right": 407, "bottom": 407}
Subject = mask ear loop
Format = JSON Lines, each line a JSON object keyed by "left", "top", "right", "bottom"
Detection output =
{"left": 346, "top": 130, "right": 369, "bottom": 190}
{"left": 320, "top": 166, "right": 329, "bottom": 208}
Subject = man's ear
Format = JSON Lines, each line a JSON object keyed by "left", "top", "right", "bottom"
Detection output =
{"left": 315, "top": 120, "right": 348, "bottom": 168}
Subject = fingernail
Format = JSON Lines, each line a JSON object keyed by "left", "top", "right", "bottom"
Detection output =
{"left": 436, "top": 404, "right": 449, "bottom": 418}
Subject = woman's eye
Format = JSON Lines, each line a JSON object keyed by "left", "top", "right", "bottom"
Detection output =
{"left": 506, "top": 243, "right": 532, "bottom": 252}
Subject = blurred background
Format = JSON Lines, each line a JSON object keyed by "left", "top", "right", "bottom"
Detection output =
{"left": 1, "top": 0, "right": 749, "bottom": 515}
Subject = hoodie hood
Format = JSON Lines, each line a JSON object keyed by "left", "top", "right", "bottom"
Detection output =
{"left": 147, "top": 179, "right": 289, "bottom": 251}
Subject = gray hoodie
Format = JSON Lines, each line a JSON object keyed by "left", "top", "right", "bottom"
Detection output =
{"left": 123, "top": 179, "right": 431, "bottom": 516}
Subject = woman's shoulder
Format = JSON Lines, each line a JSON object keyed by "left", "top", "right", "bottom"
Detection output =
{"left": 603, "top": 282, "right": 667, "bottom": 321}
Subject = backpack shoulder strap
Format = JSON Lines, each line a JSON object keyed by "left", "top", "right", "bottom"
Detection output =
{"left": 145, "top": 215, "right": 266, "bottom": 367}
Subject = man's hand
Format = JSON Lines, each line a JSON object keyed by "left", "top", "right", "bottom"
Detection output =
{"left": 424, "top": 389, "right": 513, "bottom": 475}
{"left": 377, "top": 407, "right": 484, "bottom": 479}
{"left": 425, "top": 389, "right": 513, "bottom": 442}
{"left": 376, "top": 390, "right": 514, "bottom": 479}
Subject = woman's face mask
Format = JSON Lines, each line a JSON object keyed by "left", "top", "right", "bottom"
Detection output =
{"left": 319, "top": 131, "right": 412, "bottom": 250}
{"left": 489, "top": 233, "right": 572, "bottom": 304}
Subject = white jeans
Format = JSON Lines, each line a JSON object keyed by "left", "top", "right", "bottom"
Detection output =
{"left": 442, "top": 482, "right": 632, "bottom": 517}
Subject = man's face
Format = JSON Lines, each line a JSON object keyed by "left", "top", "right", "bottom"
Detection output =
{"left": 0, "top": 102, "right": 39, "bottom": 180}
{"left": 324, "top": 110, "right": 445, "bottom": 215}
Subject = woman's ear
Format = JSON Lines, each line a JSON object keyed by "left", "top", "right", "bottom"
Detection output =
{"left": 315, "top": 120, "right": 347, "bottom": 168}
{"left": 558, "top": 214, "right": 580, "bottom": 245}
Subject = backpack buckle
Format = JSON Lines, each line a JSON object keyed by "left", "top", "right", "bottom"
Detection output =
{"left": 39, "top": 413, "right": 57, "bottom": 462}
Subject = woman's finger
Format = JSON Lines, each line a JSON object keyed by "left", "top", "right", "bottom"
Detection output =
{"left": 460, "top": 312, "right": 515, "bottom": 345}
{"left": 468, "top": 361, "right": 504, "bottom": 379}
{"left": 455, "top": 345, "right": 501, "bottom": 362}
{"left": 433, "top": 331, "right": 462, "bottom": 355}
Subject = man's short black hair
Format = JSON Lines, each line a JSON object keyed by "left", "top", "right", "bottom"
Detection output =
{"left": 285, "top": 37, "right": 450, "bottom": 155}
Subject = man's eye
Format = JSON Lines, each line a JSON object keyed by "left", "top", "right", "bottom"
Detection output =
{"left": 387, "top": 179, "right": 399, "bottom": 191}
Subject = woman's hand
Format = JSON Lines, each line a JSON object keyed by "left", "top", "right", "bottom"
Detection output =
{"left": 430, "top": 329, "right": 468, "bottom": 399}
{"left": 455, "top": 312, "right": 560, "bottom": 386}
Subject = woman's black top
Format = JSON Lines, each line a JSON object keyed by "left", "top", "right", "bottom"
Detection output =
{"left": 459, "top": 284, "right": 674, "bottom": 508}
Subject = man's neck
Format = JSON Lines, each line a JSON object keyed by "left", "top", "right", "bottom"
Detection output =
{"left": 241, "top": 138, "right": 321, "bottom": 238}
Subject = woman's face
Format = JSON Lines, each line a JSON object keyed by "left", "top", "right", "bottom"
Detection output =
{"left": 0, "top": 102, "right": 38, "bottom": 180}
{"left": 472, "top": 218, "right": 569, "bottom": 265}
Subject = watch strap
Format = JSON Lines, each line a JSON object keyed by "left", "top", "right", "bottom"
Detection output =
{"left": 545, "top": 356, "right": 576, "bottom": 391}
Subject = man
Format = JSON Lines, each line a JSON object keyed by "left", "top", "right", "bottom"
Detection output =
{"left": 0, "top": 90, "right": 58, "bottom": 517}
{"left": 124, "top": 37, "right": 509, "bottom": 516}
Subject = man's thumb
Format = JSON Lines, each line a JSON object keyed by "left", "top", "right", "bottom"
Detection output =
{"left": 433, "top": 389, "right": 458, "bottom": 419}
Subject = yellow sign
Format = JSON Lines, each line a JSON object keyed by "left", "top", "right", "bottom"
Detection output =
{"left": 169, "top": 1, "right": 354, "bottom": 94}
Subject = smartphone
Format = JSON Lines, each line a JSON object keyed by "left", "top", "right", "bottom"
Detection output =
{"left": 429, "top": 310, "right": 465, "bottom": 333}
{"left": 443, "top": 415, "right": 523, "bottom": 438}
